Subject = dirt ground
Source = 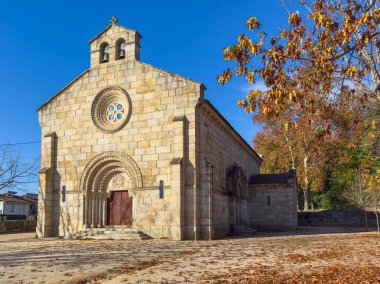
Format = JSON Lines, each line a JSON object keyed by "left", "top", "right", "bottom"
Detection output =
{"left": 0, "top": 227, "right": 379, "bottom": 284}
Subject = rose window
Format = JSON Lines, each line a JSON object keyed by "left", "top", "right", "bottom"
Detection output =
{"left": 91, "top": 87, "right": 132, "bottom": 133}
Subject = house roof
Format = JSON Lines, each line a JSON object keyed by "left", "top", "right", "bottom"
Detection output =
{"left": 249, "top": 173, "right": 289, "bottom": 185}
{"left": 0, "top": 195, "right": 30, "bottom": 203}
{"left": 20, "top": 197, "right": 38, "bottom": 204}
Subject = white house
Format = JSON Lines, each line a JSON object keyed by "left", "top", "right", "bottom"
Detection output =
{"left": 0, "top": 192, "right": 36, "bottom": 220}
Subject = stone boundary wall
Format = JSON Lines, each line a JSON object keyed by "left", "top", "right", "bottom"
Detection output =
{"left": 0, "top": 220, "right": 37, "bottom": 233}
{"left": 298, "top": 209, "right": 378, "bottom": 227}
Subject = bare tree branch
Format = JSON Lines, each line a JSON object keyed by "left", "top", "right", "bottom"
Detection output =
{"left": 0, "top": 144, "right": 39, "bottom": 191}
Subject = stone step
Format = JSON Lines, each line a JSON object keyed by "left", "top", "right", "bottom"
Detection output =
{"left": 103, "top": 230, "right": 140, "bottom": 234}
{"left": 80, "top": 227, "right": 137, "bottom": 231}
{"left": 233, "top": 226, "right": 257, "bottom": 236}
{"left": 81, "top": 234, "right": 149, "bottom": 240}
{"left": 235, "top": 228, "right": 257, "bottom": 232}
{"left": 72, "top": 228, "right": 151, "bottom": 240}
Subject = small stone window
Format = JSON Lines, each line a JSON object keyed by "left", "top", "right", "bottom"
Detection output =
{"left": 62, "top": 186, "right": 66, "bottom": 203}
{"left": 116, "top": 39, "right": 126, "bottom": 59}
{"left": 100, "top": 43, "right": 109, "bottom": 63}
{"left": 267, "top": 196, "right": 271, "bottom": 206}
{"left": 159, "top": 180, "right": 164, "bottom": 199}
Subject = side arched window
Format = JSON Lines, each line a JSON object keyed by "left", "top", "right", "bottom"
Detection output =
{"left": 100, "top": 43, "right": 109, "bottom": 63}
{"left": 116, "top": 39, "right": 126, "bottom": 59}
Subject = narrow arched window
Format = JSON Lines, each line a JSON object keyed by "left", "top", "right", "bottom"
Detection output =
{"left": 100, "top": 43, "right": 109, "bottom": 63}
{"left": 116, "top": 39, "right": 126, "bottom": 60}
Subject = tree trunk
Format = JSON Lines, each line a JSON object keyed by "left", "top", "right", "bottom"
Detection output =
{"left": 303, "top": 188, "right": 311, "bottom": 211}
{"left": 364, "top": 211, "right": 369, "bottom": 232}
{"left": 284, "top": 132, "right": 295, "bottom": 169}
{"left": 303, "top": 156, "right": 311, "bottom": 210}
{"left": 375, "top": 211, "right": 380, "bottom": 237}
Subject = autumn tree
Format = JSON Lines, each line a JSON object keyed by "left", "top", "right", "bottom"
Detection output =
{"left": 361, "top": 98, "right": 380, "bottom": 188}
{"left": 254, "top": 111, "right": 332, "bottom": 210}
{"left": 253, "top": 86, "right": 363, "bottom": 209}
{"left": 343, "top": 171, "right": 380, "bottom": 235}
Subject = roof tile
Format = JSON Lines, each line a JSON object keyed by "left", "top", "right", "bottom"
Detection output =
{"left": 249, "top": 173, "right": 289, "bottom": 185}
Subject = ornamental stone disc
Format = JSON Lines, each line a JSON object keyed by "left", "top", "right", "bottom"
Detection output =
{"left": 91, "top": 86, "right": 132, "bottom": 133}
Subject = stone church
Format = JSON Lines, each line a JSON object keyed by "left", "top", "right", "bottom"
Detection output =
{"left": 36, "top": 18, "right": 297, "bottom": 240}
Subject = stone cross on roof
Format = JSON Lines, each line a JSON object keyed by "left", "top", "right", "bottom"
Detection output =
{"left": 110, "top": 16, "right": 118, "bottom": 25}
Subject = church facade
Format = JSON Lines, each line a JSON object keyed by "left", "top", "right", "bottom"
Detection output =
{"left": 36, "top": 19, "right": 297, "bottom": 240}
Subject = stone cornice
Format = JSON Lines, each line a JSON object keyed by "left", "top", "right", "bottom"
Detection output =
{"left": 130, "top": 186, "right": 170, "bottom": 192}
{"left": 79, "top": 186, "right": 171, "bottom": 195}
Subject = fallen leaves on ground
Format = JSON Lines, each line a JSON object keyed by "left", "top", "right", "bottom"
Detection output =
{"left": 77, "top": 259, "right": 161, "bottom": 283}
{"left": 278, "top": 245, "right": 349, "bottom": 263}
{"left": 201, "top": 265, "right": 380, "bottom": 284}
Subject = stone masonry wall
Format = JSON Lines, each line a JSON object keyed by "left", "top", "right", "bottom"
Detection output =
{"left": 298, "top": 209, "right": 378, "bottom": 227}
{"left": 0, "top": 220, "right": 37, "bottom": 233}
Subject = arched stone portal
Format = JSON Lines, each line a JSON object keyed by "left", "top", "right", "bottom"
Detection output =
{"left": 80, "top": 152, "right": 143, "bottom": 228}
{"left": 227, "top": 167, "right": 248, "bottom": 230}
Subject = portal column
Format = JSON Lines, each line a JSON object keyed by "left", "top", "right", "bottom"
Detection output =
{"left": 94, "top": 194, "right": 99, "bottom": 228}
{"left": 98, "top": 193, "right": 103, "bottom": 228}
{"left": 83, "top": 194, "right": 88, "bottom": 229}
{"left": 91, "top": 194, "right": 95, "bottom": 228}
{"left": 102, "top": 194, "right": 107, "bottom": 227}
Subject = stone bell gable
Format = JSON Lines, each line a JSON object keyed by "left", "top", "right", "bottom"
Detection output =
{"left": 88, "top": 18, "right": 142, "bottom": 67}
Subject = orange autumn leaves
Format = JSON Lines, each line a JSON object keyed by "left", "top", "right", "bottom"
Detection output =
{"left": 217, "top": 0, "right": 380, "bottom": 119}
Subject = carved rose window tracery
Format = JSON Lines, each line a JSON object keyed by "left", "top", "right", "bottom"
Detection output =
{"left": 107, "top": 102, "right": 125, "bottom": 123}
{"left": 91, "top": 87, "right": 132, "bottom": 133}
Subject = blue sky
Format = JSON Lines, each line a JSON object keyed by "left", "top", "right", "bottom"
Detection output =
{"left": 0, "top": 0, "right": 291, "bottom": 193}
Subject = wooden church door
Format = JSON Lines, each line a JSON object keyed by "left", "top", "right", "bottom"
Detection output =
{"left": 107, "top": 191, "right": 132, "bottom": 226}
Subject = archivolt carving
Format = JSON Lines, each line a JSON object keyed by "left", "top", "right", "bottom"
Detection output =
{"left": 80, "top": 152, "right": 143, "bottom": 193}
{"left": 226, "top": 166, "right": 248, "bottom": 198}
